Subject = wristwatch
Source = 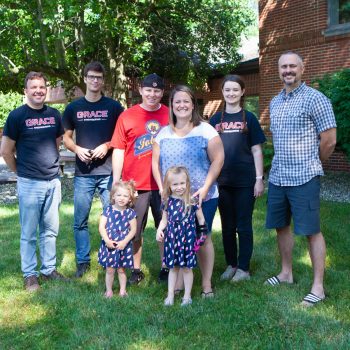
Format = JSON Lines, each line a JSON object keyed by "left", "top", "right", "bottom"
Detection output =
{"left": 256, "top": 176, "right": 265, "bottom": 180}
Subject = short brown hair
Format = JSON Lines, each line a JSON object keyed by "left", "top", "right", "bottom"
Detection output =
{"left": 24, "top": 72, "right": 47, "bottom": 88}
{"left": 84, "top": 61, "right": 106, "bottom": 77}
{"left": 169, "top": 85, "right": 203, "bottom": 128}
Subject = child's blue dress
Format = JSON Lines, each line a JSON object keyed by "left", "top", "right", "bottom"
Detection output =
{"left": 98, "top": 205, "right": 136, "bottom": 269}
{"left": 163, "top": 197, "right": 197, "bottom": 268}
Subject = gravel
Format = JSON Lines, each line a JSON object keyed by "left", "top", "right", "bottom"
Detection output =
{"left": 0, "top": 172, "right": 349, "bottom": 205}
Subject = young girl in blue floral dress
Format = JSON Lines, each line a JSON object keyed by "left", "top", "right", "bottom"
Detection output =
{"left": 98, "top": 181, "right": 137, "bottom": 298}
{"left": 156, "top": 166, "right": 207, "bottom": 306}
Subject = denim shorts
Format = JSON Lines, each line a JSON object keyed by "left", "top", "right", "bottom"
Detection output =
{"left": 266, "top": 177, "right": 320, "bottom": 235}
{"left": 201, "top": 197, "right": 219, "bottom": 234}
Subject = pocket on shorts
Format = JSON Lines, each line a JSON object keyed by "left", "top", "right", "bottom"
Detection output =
{"left": 309, "top": 199, "right": 320, "bottom": 210}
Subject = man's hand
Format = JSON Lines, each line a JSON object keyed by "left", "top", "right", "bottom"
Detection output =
{"left": 91, "top": 143, "right": 109, "bottom": 160}
{"left": 75, "top": 145, "right": 92, "bottom": 163}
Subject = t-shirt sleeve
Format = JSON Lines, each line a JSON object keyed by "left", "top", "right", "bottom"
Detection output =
{"left": 102, "top": 205, "right": 110, "bottom": 217}
{"left": 247, "top": 112, "right": 266, "bottom": 147}
{"left": 310, "top": 94, "right": 337, "bottom": 134}
{"left": 201, "top": 122, "right": 219, "bottom": 141}
{"left": 154, "top": 126, "right": 168, "bottom": 145}
{"left": 110, "top": 113, "right": 127, "bottom": 149}
{"left": 62, "top": 104, "right": 75, "bottom": 130}
{"left": 3, "top": 110, "right": 19, "bottom": 141}
{"left": 55, "top": 110, "right": 64, "bottom": 137}
{"left": 208, "top": 113, "right": 221, "bottom": 133}
{"left": 128, "top": 208, "right": 137, "bottom": 220}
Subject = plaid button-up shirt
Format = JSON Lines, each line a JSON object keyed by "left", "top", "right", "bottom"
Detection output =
{"left": 269, "top": 82, "right": 336, "bottom": 186}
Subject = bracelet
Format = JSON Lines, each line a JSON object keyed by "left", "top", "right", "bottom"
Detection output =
{"left": 256, "top": 176, "right": 264, "bottom": 180}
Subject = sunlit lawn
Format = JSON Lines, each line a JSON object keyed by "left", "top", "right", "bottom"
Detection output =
{"left": 0, "top": 195, "right": 349, "bottom": 349}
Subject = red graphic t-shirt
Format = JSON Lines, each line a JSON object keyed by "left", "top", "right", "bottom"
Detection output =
{"left": 110, "top": 104, "right": 169, "bottom": 190}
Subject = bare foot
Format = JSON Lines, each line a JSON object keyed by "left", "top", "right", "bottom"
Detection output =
{"left": 119, "top": 291, "right": 128, "bottom": 298}
{"left": 104, "top": 291, "right": 113, "bottom": 298}
{"left": 164, "top": 296, "right": 174, "bottom": 306}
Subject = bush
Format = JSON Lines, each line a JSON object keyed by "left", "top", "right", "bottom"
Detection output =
{"left": 313, "top": 69, "right": 350, "bottom": 160}
{"left": 263, "top": 138, "right": 274, "bottom": 172}
{"left": 0, "top": 92, "right": 23, "bottom": 128}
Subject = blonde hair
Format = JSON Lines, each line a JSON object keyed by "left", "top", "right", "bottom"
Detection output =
{"left": 163, "top": 166, "right": 193, "bottom": 214}
{"left": 110, "top": 180, "right": 137, "bottom": 207}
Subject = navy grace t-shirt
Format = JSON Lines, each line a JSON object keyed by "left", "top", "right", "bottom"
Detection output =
{"left": 210, "top": 110, "right": 266, "bottom": 187}
{"left": 3, "top": 104, "right": 64, "bottom": 180}
{"left": 62, "top": 96, "right": 124, "bottom": 176}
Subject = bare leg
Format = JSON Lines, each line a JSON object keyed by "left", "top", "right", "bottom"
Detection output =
{"left": 275, "top": 226, "right": 294, "bottom": 283}
{"left": 158, "top": 241, "right": 166, "bottom": 267}
{"left": 117, "top": 268, "right": 128, "bottom": 296}
{"left": 197, "top": 235, "right": 215, "bottom": 293}
{"left": 105, "top": 267, "right": 115, "bottom": 298}
{"left": 306, "top": 232, "right": 326, "bottom": 298}
{"left": 174, "top": 269, "right": 184, "bottom": 291}
{"left": 165, "top": 268, "right": 178, "bottom": 305}
{"left": 133, "top": 237, "right": 143, "bottom": 269}
{"left": 182, "top": 268, "right": 193, "bottom": 300}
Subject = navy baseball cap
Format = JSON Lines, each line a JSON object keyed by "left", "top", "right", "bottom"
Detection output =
{"left": 141, "top": 73, "right": 165, "bottom": 89}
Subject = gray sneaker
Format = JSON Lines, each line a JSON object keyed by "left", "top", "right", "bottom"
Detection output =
{"left": 220, "top": 266, "right": 237, "bottom": 281}
{"left": 230, "top": 268, "right": 250, "bottom": 283}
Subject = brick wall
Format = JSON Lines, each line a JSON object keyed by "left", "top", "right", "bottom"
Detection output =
{"left": 259, "top": 0, "right": 350, "bottom": 172}
{"left": 202, "top": 72, "right": 259, "bottom": 118}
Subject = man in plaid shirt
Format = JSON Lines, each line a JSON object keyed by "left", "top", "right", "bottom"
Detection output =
{"left": 264, "top": 51, "right": 337, "bottom": 307}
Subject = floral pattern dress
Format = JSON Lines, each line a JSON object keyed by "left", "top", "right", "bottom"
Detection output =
{"left": 98, "top": 205, "right": 136, "bottom": 269}
{"left": 163, "top": 197, "right": 197, "bottom": 268}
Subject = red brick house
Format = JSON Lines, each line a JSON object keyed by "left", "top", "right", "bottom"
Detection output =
{"left": 259, "top": 0, "right": 350, "bottom": 172}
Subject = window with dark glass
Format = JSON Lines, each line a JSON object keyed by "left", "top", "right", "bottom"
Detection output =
{"left": 339, "top": 0, "right": 350, "bottom": 24}
{"left": 325, "top": 0, "right": 350, "bottom": 36}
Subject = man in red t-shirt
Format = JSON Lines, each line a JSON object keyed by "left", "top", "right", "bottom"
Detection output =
{"left": 110, "top": 74, "right": 169, "bottom": 284}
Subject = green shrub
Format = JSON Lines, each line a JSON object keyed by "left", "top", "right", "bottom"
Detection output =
{"left": 0, "top": 92, "right": 23, "bottom": 128}
{"left": 263, "top": 138, "right": 274, "bottom": 172}
{"left": 314, "top": 69, "right": 350, "bottom": 160}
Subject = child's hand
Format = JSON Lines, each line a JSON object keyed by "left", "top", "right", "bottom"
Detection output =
{"left": 156, "top": 228, "right": 164, "bottom": 242}
{"left": 105, "top": 239, "right": 117, "bottom": 249}
{"left": 114, "top": 239, "right": 127, "bottom": 250}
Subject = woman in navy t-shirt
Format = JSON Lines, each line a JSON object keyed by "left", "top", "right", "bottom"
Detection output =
{"left": 210, "top": 75, "right": 266, "bottom": 282}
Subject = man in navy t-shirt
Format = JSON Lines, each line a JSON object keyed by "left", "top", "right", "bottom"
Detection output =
{"left": 62, "top": 61, "right": 124, "bottom": 277}
{"left": 1, "top": 71, "right": 65, "bottom": 292}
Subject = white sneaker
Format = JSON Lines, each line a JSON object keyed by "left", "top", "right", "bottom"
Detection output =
{"left": 220, "top": 266, "right": 237, "bottom": 281}
{"left": 230, "top": 269, "right": 250, "bottom": 283}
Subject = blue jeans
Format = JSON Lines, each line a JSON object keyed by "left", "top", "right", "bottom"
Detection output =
{"left": 74, "top": 175, "right": 110, "bottom": 264}
{"left": 17, "top": 176, "right": 61, "bottom": 278}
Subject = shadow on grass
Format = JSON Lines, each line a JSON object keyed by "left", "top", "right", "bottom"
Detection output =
{"left": 1, "top": 198, "right": 350, "bottom": 349}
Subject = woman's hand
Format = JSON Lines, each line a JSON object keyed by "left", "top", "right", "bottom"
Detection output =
{"left": 254, "top": 179, "right": 264, "bottom": 198}
{"left": 192, "top": 186, "right": 209, "bottom": 207}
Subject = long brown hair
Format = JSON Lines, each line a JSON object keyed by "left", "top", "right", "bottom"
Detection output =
{"left": 219, "top": 74, "right": 248, "bottom": 133}
{"left": 162, "top": 166, "right": 192, "bottom": 215}
{"left": 168, "top": 85, "right": 203, "bottom": 128}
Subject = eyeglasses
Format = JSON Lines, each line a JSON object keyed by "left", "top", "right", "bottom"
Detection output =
{"left": 86, "top": 75, "right": 104, "bottom": 82}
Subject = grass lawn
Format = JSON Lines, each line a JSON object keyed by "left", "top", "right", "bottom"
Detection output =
{"left": 0, "top": 195, "right": 349, "bottom": 349}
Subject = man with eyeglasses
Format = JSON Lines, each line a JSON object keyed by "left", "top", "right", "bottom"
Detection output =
{"left": 63, "top": 61, "right": 124, "bottom": 278}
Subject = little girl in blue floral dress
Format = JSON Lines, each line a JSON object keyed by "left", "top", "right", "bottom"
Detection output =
{"left": 98, "top": 180, "right": 137, "bottom": 298}
{"left": 156, "top": 166, "right": 207, "bottom": 306}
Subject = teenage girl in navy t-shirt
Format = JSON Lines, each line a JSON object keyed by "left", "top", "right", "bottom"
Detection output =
{"left": 209, "top": 75, "right": 266, "bottom": 282}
